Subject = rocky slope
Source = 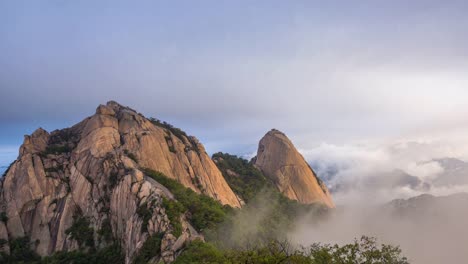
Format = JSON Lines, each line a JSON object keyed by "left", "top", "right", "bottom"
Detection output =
{"left": 254, "top": 129, "right": 334, "bottom": 208}
{"left": 0, "top": 101, "right": 240, "bottom": 263}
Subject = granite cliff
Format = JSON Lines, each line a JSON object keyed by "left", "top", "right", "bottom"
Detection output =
{"left": 254, "top": 129, "right": 334, "bottom": 208}
{"left": 0, "top": 101, "right": 240, "bottom": 263}
{"left": 0, "top": 103, "right": 334, "bottom": 263}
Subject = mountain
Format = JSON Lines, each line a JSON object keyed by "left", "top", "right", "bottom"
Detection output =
{"left": 0, "top": 102, "right": 337, "bottom": 263}
{"left": 0, "top": 101, "right": 240, "bottom": 263}
{"left": 253, "top": 129, "right": 334, "bottom": 208}
{"left": 432, "top": 157, "right": 468, "bottom": 186}
{"left": 329, "top": 169, "right": 429, "bottom": 194}
{"left": 387, "top": 192, "right": 468, "bottom": 217}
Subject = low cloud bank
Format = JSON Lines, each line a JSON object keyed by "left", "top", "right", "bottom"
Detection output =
{"left": 286, "top": 139, "right": 468, "bottom": 263}
{"left": 302, "top": 140, "right": 468, "bottom": 205}
{"left": 289, "top": 193, "right": 468, "bottom": 264}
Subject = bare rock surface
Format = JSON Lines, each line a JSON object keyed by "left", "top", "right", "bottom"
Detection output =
{"left": 0, "top": 101, "right": 240, "bottom": 263}
{"left": 254, "top": 129, "right": 334, "bottom": 208}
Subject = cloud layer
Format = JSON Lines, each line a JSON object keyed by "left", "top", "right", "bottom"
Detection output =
{"left": 304, "top": 139, "right": 468, "bottom": 205}
{"left": 1, "top": 1, "right": 468, "bottom": 153}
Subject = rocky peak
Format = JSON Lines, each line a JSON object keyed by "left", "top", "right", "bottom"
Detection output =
{"left": 19, "top": 127, "right": 49, "bottom": 157}
{"left": 0, "top": 101, "right": 241, "bottom": 263}
{"left": 254, "top": 129, "right": 334, "bottom": 208}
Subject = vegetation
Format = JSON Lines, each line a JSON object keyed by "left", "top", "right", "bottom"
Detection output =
{"left": 132, "top": 233, "right": 163, "bottom": 264}
{"left": 136, "top": 202, "right": 152, "bottom": 233}
{"left": 44, "top": 164, "right": 64, "bottom": 173}
{"left": 173, "top": 240, "right": 226, "bottom": 264}
{"left": 164, "top": 134, "right": 177, "bottom": 153}
{"left": 123, "top": 149, "right": 138, "bottom": 163}
{"left": 149, "top": 118, "right": 189, "bottom": 142}
{"left": 41, "top": 243, "right": 124, "bottom": 264}
{"left": 0, "top": 151, "right": 408, "bottom": 264}
{"left": 98, "top": 218, "right": 113, "bottom": 243}
{"left": 174, "top": 237, "right": 408, "bottom": 264}
{"left": 108, "top": 171, "right": 120, "bottom": 189}
{"left": 161, "top": 197, "right": 184, "bottom": 237}
{"left": 0, "top": 237, "right": 124, "bottom": 264}
{"left": 0, "top": 237, "right": 41, "bottom": 263}
{"left": 0, "top": 212, "right": 8, "bottom": 223}
{"left": 65, "top": 209, "right": 95, "bottom": 249}
{"left": 142, "top": 169, "right": 228, "bottom": 233}
{"left": 43, "top": 145, "right": 72, "bottom": 155}
{"left": 205, "top": 188, "right": 327, "bottom": 249}
{"left": 149, "top": 117, "right": 200, "bottom": 153}
{"left": 212, "top": 152, "right": 272, "bottom": 203}
{"left": 209, "top": 152, "right": 328, "bottom": 248}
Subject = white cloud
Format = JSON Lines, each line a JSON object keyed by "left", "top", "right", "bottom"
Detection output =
{"left": 302, "top": 139, "right": 468, "bottom": 205}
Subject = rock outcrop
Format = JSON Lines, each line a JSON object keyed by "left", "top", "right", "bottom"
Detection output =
{"left": 254, "top": 129, "right": 334, "bottom": 208}
{"left": 0, "top": 101, "right": 239, "bottom": 263}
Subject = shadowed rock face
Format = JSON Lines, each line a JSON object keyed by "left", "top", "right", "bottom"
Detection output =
{"left": 0, "top": 101, "right": 239, "bottom": 263}
{"left": 254, "top": 129, "right": 334, "bottom": 208}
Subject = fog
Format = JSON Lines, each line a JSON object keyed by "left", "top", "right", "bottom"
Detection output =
{"left": 290, "top": 193, "right": 468, "bottom": 264}
{"left": 283, "top": 139, "right": 468, "bottom": 263}
{"left": 222, "top": 139, "right": 468, "bottom": 263}
{"left": 303, "top": 139, "right": 468, "bottom": 205}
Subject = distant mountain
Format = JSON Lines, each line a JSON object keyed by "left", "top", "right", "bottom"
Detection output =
{"left": 380, "top": 192, "right": 468, "bottom": 264}
{"left": 387, "top": 192, "right": 468, "bottom": 216}
{"left": 432, "top": 157, "right": 468, "bottom": 186}
{"left": 328, "top": 169, "right": 429, "bottom": 194}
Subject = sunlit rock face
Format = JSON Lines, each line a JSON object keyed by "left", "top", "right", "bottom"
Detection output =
{"left": 254, "top": 129, "right": 335, "bottom": 208}
{"left": 0, "top": 101, "right": 239, "bottom": 263}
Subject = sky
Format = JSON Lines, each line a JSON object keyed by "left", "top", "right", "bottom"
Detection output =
{"left": 2, "top": 1, "right": 468, "bottom": 193}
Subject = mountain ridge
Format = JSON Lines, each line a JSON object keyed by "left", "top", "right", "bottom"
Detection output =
{"left": 0, "top": 101, "right": 335, "bottom": 263}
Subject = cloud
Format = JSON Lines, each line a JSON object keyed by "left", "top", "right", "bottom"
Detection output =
{"left": 302, "top": 139, "right": 468, "bottom": 205}
{"left": 289, "top": 193, "right": 468, "bottom": 264}
{"left": 1, "top": 1, "right": 468, "bottom": 154}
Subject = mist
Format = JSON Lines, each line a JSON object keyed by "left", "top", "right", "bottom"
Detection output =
{"left": 279, "top": 139, "right": 468, "bottom": 263}
{"left": 303, "top": 139, "right": 468, "bottom": 205}
{"left": 289, "top": 193, "right": 468, "bottom": 264}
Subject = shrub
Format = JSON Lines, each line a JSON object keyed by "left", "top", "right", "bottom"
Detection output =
{"left": 149, "top": 118, "right": 188, "bottom": 142}
{"left": 0, "top": 236, "right": 41, "bottom": 263}
{"left": 173, "top": 239, "right": 226, "bottom": 264}
{"left": 44, "top": 164, "right": 64, "bottom": 173}
{"left": 212, "top": 152, "right": 272, "bottom": 203}
{"left": 98, "top": 218, "right": 113, "bottom": 243}
{"left": 109, "top": 173, "right": 118, "bottom": 190}
{"left": 65, "top": 209, "right": 95, "bottom": 249}
{"left": 174, "top": 237, "right": 408, "bottom": 264}
{"left": 132, "top": 233, "right": 163, "bottom": 264}
{"left": 142, "top": 169, "right": 229, "bottom": 233}
{"left": 0, "top": 212, "right": 8, "bottom": 223}
{"left": 123, "top": 150, "right": 138, "bottom": 163}
{"left": 43, "top": 145, "right": 72, "bottom": 155}
{"left": 149, "top": 118, "right": 200, "bottom": 153}
{"left": 41, "top": 243, "right": 124, "bottom": 264}
{"left": 161, "top": 197, "right": 184, "bottom": 237}
{"left": 136, "top": 203, "right": 152, "bottom": 233}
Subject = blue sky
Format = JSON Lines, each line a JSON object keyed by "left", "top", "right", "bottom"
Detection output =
{"left": 2, "top": 1, "right": 468, "bottom": 167}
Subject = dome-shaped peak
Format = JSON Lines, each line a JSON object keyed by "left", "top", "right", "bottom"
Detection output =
{"left": 266, "top": 128, "right": 286, "bottom": 136}
{"left": 255, "top": 129, "right": 334, "bottom": 208}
